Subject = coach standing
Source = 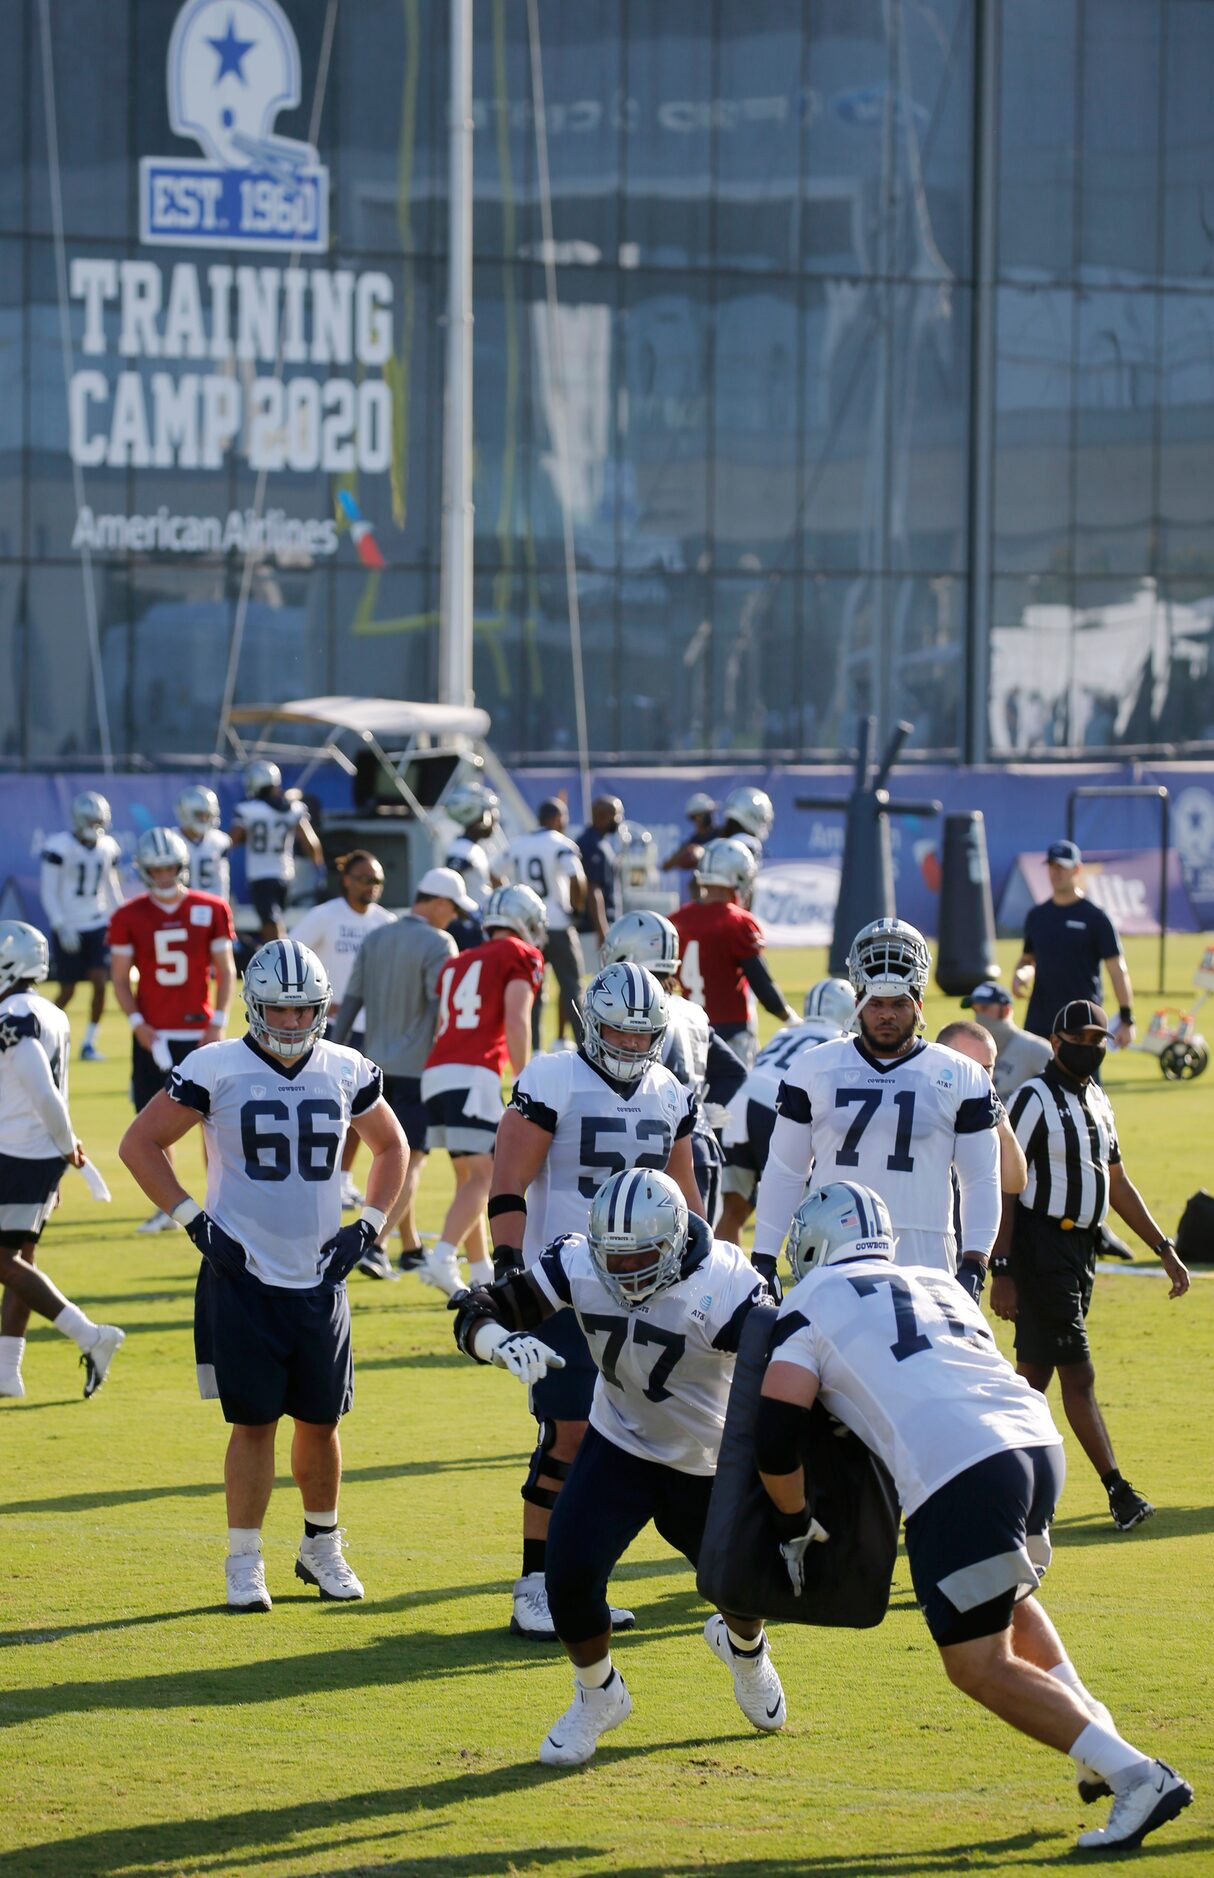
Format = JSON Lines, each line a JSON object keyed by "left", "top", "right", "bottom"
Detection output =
{"left": 989, "top": 1000, "right": 1190, "bottom": 1533}
{"left": 1011, "top": 842, "right": 1136, "bottom": 1048}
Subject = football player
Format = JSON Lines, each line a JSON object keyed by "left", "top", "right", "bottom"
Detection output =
{"left": 40, "top": 790, "right": 123, "bottom": 1060}
{"left": 751, "top": 920, "right": 1001, "bottom": 1294}
{"left": 289, "top": 850, "right": 396, "bottom": 1237}
{"left": 718, "top": 977, "right": 857, "bottom": 1247}
{"left": 0, "top": 921, "right": 124, "bottom": 1401}
{"left": 416, "top": 884, "right": 546, "bottom": 1295}
{"left": 108, "top": 828, "right": 236, "bottom": 1234}
{"left": 599, "top": 909, "right": 748, "bottom": 1225}
{"left": 720, "top": 784, "right": 774, "bottom": 858}
{"left": 503, "top": 799, "right": 587, "bottom": 1046}
{"left": 118, "top": 939, "right": 408, "bottom": 1613}
{"left": 671, "top": 837, "right": 799, "bottom": 1068}
{"left": 176, "top": 786, "right": 233, "bottom": 903}
{"left": 229, "top": 761, "right": 324, "bottom": 943}
{"left": 486, "top": 962, "right": 705, "bottom": 1640}
{"left": 454, "top": 1168, "right": 784, "bottom": 1766}
{"left": 442, "top": 779, "right": 503, "bottom": 950}
{"left": 758, "top": 1183, "right": 1192, "bottom": 1855}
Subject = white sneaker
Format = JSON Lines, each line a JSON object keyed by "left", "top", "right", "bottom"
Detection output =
{"left": 417, "top": 1247, "right": 463, "bottom": 1296}
{"left": 136, "top": 1209, "right": 180, "bottom": 1234}
{"left": 539, "top": 1672, "right": 632, "bottom": 1766}
{"left": 81, "top": 1325, "right": 125, "bottom": 1398}
{"left": 295, "top": 1528, "right": 365, "bottom": 1601}
{"left": 509, "top": 1572, "right": 635, "bottom": 1640}
{"left": 0, "top": 1370, "right": 25, "bottom": 1399}
{"left": 226, "top": 1552, "right": 272, "bottom": 1612}
{"left": 704, "top": 1614, "right": 786, "bottom": 1731}
{"left": 1076, "top": 1761, "right": 1192, "bottom": 1853}
{"left": 339, "top": 1177, "right": 364, "bottom": 1209}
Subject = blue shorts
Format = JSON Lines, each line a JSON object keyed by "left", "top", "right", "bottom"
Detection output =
{"left": 691, "top": 1123, "right": 723, "bottom": 1224}
{"left": 382, "top": 1075, "right": 429, "bottom": 1153}
{"left": 904, "top": 1444, "right": 1065, "bottom": 1646}
{"left": 424, "top": 1082, "right": 499, "bottom": 1156}
{"left": 529, "top": 1305, "right": 596, "bottom": 1423}
{"left": 0, "top": 1151, "right": 67, "bottom": 1245}
{"left": 194, "top": 1263, "right": 354, "bottom": 1426}
{"left": 52, "top": 925, "right": 109, "bottom": 982}
{"left": 250, "top": 879, "right": 288, "bottom": 925}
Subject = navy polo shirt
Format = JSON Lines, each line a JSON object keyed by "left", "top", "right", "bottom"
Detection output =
{"left": 1022, "top": 896, "right": 1121, "bottom": 1039}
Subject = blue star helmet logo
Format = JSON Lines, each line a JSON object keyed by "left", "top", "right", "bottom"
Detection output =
{"left": 207, "top": 13, "right": 256, "bottom": 84}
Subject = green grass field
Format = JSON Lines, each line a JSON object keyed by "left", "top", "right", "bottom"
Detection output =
{"left": 3, "top": 936, "right": 1212, "bottom": 1877}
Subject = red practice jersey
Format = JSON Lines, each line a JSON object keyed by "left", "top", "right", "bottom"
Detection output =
{"left": 425, "top": 933, "right": 544, "bottom": 1076}
{"left": 107, "top": 891, "right": 235, "bottom": 1033}
{"left": 671, "top": 898, "right": 763, "bottom": 1026}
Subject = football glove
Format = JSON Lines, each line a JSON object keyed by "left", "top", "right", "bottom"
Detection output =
{"left": 489, "top": 1332, "right": 566, "bottom": 1385}
{"left": 956, "top": 1255, "right": 987, "bottom": 1303}
{"left": 492, "top": 1243, "right": 523, "bottom": 1282}
{"left": 184, "top": 1209, "right": 248, "bottom": 1280}
{"left": 319, "top": 1218, "right": 379, "bottom": 1284}
{"left": 773, "top": 1504, "right": 830, "bottom": 1596}
{"left": 56, "top": 924, "right": 80, "bottom": 954}
{"left": 752, "top": 1253, "right": 783, "bottom": 1305}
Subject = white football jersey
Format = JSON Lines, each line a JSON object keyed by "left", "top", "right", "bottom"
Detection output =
{"left": 768, "top": 1036, "right": 1000, "bottom": 1262}
{"left": 40, "top": 830, "right": 122, "bottom": 931}
{"left": 773, "top": 1255, "right": 1062, "bottom": 1516}
{"left": 722, "top": 1019, "right": 842, "bottom": 1146}
{"left": 503, "top": 829, "right": 582, "bottom": 931}
{"left": 445, "top": 836, "right": 493, "bottom": 908}
{"left": 662, "top": 996, "right": 711, "bottom": 1096}
{"left": 0, "top": 992, "right": 72, "bottom": 1159}
{"left": 288, "top": 897, "right": 396, "bottom": 1005}
{"left": 168, "top": 1035, "right": 383, "bottom": 1288}
{"left": 234, "top": 798, "right": 307, "bottom": 883}
{"left": 510, "top": 1048, "right": 696, "bottom": 1265}
{"left": 183, "top": 827, "right": 232, "bottom": 901}
{"left": 530, "top": 1228, "right": 771, "bottom": 1473}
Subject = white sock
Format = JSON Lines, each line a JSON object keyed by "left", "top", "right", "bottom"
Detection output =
{"left": 1069, "top": 1721, "right": 1152, "bottom": 1794}
{"left": 0, "top": 1334, "right": 25, "bottom": 1374}
{"left": 575, "top": 1654, "right": 613, "bottom": 1690}
{"left": 466, "top": 1258, "right": 493, "bottom": 1286}
{"left": 304, "top": 1509, "right": 338, "bottom": 1531}
{"left": 84, "top": 1022, "right": 99, "bottom": 1046}
{"left": 228, "top": 1527, "right": 262, "bottom": 1557}
{"left": 431, "top": 1239, "right": 458, "bottom": 1264}
{"left": 726, "top": 1622, "right": 764, "bottom": 1657}
{"left": 53, "top": 1303, "right": 98, "bottom": 1350}
{"left": 1050, "top": 1659, "right": 1112, "bottom": 1727}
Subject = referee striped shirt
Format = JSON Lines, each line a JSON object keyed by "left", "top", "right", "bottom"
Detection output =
{"left": 1008, "top": 1062, "right": 1120, "bottom": 1229}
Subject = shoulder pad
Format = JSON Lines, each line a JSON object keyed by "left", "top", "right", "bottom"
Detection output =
{"left": 0, "top": 1008, "right": 39, "bottom": 1053}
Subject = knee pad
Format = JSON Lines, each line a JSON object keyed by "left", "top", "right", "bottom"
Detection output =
{"left": 520, "top": 1418, "right": 572, "bottom": 1509}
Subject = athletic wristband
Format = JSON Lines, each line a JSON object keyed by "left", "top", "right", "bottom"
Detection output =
{"left": 487, "top": 1193, "right": 527, "bottom": 1220}
{"left": 128, "top": 1010, "right": 145, "bottom": 1032}
{"left": 1119, "top": 1006, "right": 1133, "bottom": 1025}
{"left": 360, "top": 1205, "right": 387, "bottom": 1235}
{"left": 171, "top": 1197, "right": 202, "bottom": 1226}
{"left": 210, "top": 1009, "right": 229, "bottom": 1029}
{"left": 990, "top": 1253, "right": 1012, "bottom": 1275}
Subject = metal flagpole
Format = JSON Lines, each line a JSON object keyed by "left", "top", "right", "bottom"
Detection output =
{"left": 438, "top": 0, "right": 475, "bottom": 708}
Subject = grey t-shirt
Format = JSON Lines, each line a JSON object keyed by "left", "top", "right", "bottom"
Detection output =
{"left": 980, "top": 1016, "right": 1053, "bottom": 1103}
{"left": 333, "top": 912, "right": 456, "bottom": 1077}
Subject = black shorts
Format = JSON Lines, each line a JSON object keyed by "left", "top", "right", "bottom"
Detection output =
{"left": 905, "top": 1444, "right": 1065, "bottom": 1647}
{"left": 1011, "top": 1211, "right": 1099, "bottom": 1369}
{"left": 546, "top": 1424, "right": 714, "bottom": 1643}
{"left": 131, "top": 1036, "right": 202, "bottom": 1114}
{"left": 382, "top": 1074, "right": 429, "bottom": 1152}
{"left": 193, "top": 1262, "right": 353, "bottom": 1426}
{"left": 722, "top": 1098, "right": 778, "bottom": 1201}
{"left": 530, "top": 1305, "right": 597, "bottom": 1423}
{"left": 249, "top": 878, "right": 289, "bottom": 925}
{"left": 423, "top": 1081, "right": 499, "bottom": 1156}
{"left": 0, "top": 1151, "right": 68, "bottom": 1245}
{"left": 52, "top": 925, "right": 109, "bottom": 982}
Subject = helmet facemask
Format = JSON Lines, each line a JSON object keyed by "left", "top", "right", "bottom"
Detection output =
{"left": 243, "top": 940, "right": 331, "bottom": 1059}
{"left": 581, "top": 964, "right": 667, "bottom": 1085}
{"left": 588, "top": 1170, "right": 689, "bottom": 1308}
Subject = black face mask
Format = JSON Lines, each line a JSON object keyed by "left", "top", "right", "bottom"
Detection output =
{"left": 1056, "top": 1040, "right": 1106, "bottom": 1081}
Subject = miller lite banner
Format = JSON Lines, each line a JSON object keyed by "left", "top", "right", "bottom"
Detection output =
{"left": 66, "top": 0, "right": 393, "bottom": 567}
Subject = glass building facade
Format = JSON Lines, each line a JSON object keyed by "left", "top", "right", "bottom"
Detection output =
{"left": 3, "top": 0, "right": 1213, "bottom": 768}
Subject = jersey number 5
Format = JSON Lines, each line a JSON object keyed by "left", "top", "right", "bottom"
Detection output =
{"left": 240, "top": 1098, "right": 342, "bottom": 1182}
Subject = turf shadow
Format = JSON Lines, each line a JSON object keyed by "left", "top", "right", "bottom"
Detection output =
{"left": 1053, "top": 1504, "right": 1214, "bottom": 1544}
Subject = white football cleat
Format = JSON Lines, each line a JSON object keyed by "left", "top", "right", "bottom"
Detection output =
{"left": 1076, "top": 1761, "right": 1192, "bottom": 1853}
{"left": 416, "top": 1247, "right": 463, "bottom": 1296}
{"left": 295, "top": 1528, "right": 365, "bottom": 1601}
{"left": 136, "top": 1209, "right": 180, "bottom": 1234}
{"left": 226, "top": 1552, "right": 272, "bottom": 1612}
{"left": 704, "top": 1614, "right": 786, "bottom": 1731}
{"left": 81, "top": 1325, "right": 125, "bottom": 1398}
{"left": 539, "top": 1672, "right": 632, "bottom": 1766}
{"left": 509, "top": 1573, "right": 635, "bottom": 1641}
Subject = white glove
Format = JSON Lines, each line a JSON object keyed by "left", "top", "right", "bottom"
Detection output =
{"left": 779, "top": 1518, "right": 831, "bottom": 1595}
{"left": 703, "top": 1102, "right": 732, "bottom": 1132}
{"left": 56, "top": 924, "right": 80, "bottom": 954}
{"left": 490, "top": 1332, "right": 566, "bottom": 1385}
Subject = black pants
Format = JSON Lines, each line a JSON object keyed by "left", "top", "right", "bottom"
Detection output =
{"left": 545, "top": 1424, "right": 713, "bottom": 1644}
